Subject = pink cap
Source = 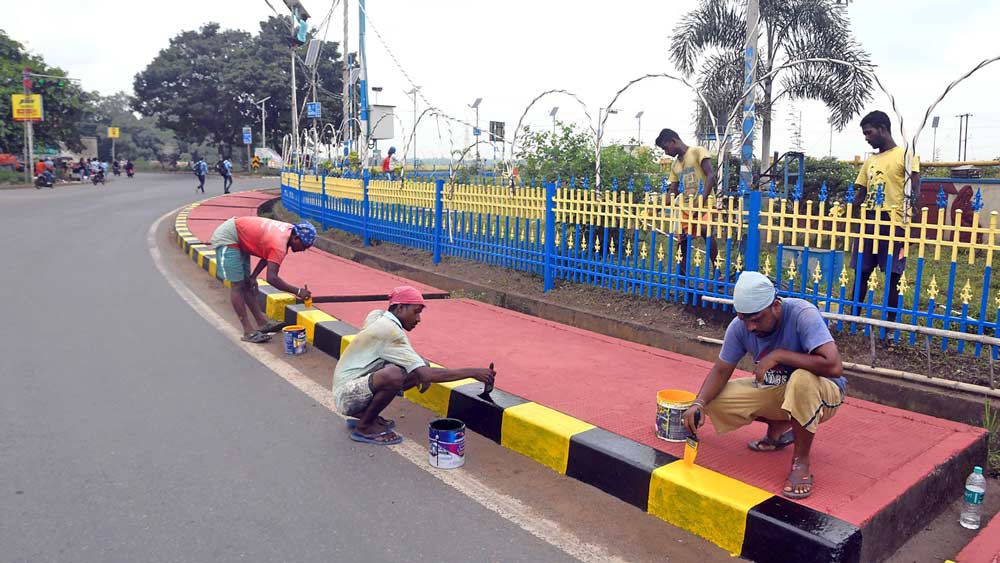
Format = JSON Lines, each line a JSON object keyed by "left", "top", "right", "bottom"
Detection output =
{"left": 388, "top": 285, "right": 426, "bottom": 306}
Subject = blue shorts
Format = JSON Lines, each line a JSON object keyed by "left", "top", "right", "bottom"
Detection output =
{"left": 217, "top": 245, "right": 250, "bottom": 282}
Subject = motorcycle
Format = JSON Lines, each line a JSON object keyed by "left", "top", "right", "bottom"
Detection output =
{"left": 112, "top": 162, "right": 121, "bottom": 176}
{"left": 34, "top": 171, "right": 55, "bottom": 189}
{"left": 125, "top": 166, "right": 134, "bottom": 178}
{"left": 91, "top": 170, "right": 106, "bottom": 185}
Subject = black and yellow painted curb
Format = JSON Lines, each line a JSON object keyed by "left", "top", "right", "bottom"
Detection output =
{"left": 172, "top": 201, "right": 862, "bottom": 563}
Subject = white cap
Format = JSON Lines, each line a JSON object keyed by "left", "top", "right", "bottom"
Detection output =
{"left": 733, "top": 271, "right": 777, "bottom": 314}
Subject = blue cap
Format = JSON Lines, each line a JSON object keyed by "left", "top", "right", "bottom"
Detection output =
{"left": 293, "top": 222, "right": 317, "bottom": 246}
{"left": 388, "top": 146, "right": 396, "bottom": 154}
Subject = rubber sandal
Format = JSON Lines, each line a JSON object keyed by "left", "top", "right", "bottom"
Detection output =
{"left": 782, "top": 462, "right": 814, "bottom": 499}
{"left": 241, "top": 331, "right": 271, "bottom": 343}
{"left": 346, "top": 417, "right": 395, "bottom": 430}
{"left": 260, "top": 320, "right": 285, "bottom": 333}
{"left": 748, "top": 429, "right": 795, "bottom": 452}
{"left": 350, "top": 430, "right": 402, "bottom": 445}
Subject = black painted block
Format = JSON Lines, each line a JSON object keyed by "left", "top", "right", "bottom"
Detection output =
{"left": 742, "top": 496, "right": 861, "bottom": 563}
{"left": 313, "top": 321, "right": 358, "bottom": 359}
{"left": 447, "top": 383, "right": 528, "bottom": 444}
{"left": 566, "top": 428, "right": 678, "bottom": 511}
{"left": 284, "top": 303, "right": 306, "bottom": 325}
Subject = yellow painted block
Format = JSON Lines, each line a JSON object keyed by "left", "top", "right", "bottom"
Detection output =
{"left": 208, "top": 258, "right": 217, "bottom": 279}
{"left": 223, "top": 279, "right": 232, "bottom": 288}
{"left": 339, "top": 333, "right": 355, "bottom": 357}
{"left": 197, "top": 249, "right": 216, "bottom": 269}
{"left": 403, "top": 379, "right": 475, "bottom": 417}
{"left": 266, "top": 293, "right": 296, "bottom": 320}
{"left": 501, "top": 403, "right": 595, "bottom": 474}
{"left": 189, "top": 244, "right": 208, "bottom": 259}
{"left": 295, "top": 308, "right": 336, "bottom": 342}
{"left": 647, "top": 461, "right": 772, "bottom": 555}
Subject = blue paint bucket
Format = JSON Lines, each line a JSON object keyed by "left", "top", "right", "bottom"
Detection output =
{"left": 655, "top": 389, "right": 696, "bottom": 442}
{"left": 282, "top": 325, "right": 306, "bottom": 355}
{"left": 429, "top": 418, "right": 465, "bottom": 469}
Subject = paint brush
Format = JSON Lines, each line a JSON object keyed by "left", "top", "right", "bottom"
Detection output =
{"left": 684, "top": 411, "right": 701, "bottom": 466}
{"left": 479, "top": 362, "right": 495, "bottom": 399}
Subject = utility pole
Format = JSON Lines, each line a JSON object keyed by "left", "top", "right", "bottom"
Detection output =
{"left": 469, "top": 97, "right": 482, "bottom": 173}
{"left": 550, "top": 106, "right": 559, "bottom": 136}
{"left": 358, "top": 0, "right": 370, "bottom": 167}
{"left": 22, "top": 67, "right": 34, "bottom": 184}
{"left": 291, "top": 50, "right": 299, "bottom": 161}
{"left": 342, "top": 0, "right": 350, "bottom": 161}
{"left": 740, "top": 0, "right": 759, "bottom": 191}
{"left": 635, "top": 111, "right": 644, "bottom": 145}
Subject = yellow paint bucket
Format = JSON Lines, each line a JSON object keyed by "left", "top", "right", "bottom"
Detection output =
{"left": 655, "top": 389, "right": 696, "bottom": 442}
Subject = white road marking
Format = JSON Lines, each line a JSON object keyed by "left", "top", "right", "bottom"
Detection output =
{"left": 148, "top": 208, "right": 626, "bottom": 563}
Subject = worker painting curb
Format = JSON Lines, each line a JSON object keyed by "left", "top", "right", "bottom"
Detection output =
{"left": 172, "top": 196, "right": 864, "bottom": 562}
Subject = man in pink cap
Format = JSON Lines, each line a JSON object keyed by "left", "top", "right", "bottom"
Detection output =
{"left": 332, "top": 286, "right": 496, "bottom": 445}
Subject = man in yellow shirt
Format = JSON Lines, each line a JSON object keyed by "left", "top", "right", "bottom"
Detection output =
{"left": 655, "top": 128, "right": 719, "bottom": 278}
{"left": 851, "top": 111, "right": 920, "bottom": 321}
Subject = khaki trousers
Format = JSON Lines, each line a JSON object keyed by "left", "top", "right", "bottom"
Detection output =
{"left": 704, "top": 370, "right": 843, "bottom": 434}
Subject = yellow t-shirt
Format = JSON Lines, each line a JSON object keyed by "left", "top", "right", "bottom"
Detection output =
{"left": 668, "top": 146, "right": 711, "bottom": 193}
{"left": 855, "top": 146, "right": 919, "bottom": 221}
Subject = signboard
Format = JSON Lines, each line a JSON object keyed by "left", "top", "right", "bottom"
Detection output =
{"left": 107, "top": 127, "right": 120, "bottom": 139}
{"left": 242, "top": 126, "right": 252, "bottom": 145}
{"left": 473, "top": 127, "right": 481, "bottom": 137}
{"left": 306, "top": 102, "right": 322, "bottom": 118}
{"left": 11, "top": 94, "right": 43, "bottom": 122}
{"left": 489, "top": 121, "right": 505, "bottom": 143}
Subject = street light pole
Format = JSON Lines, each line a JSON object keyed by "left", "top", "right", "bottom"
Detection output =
{"left": 253, "top": 96, "right": 271, "bottom": 153}
{"left": 549, "top": 106, "right": 559, "bottom": 136}
{"left": 635, "top": 110, "right": 644, "bottom": 145}
{"left": 469, "top": 97, "right": 482, "bottom": 173}
{"left": 406, "top": 86, "right": 420, "bottom": 169}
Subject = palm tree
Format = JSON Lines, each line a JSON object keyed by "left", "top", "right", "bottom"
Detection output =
{"left": 670, "top": 0, "right": 872, "bottom": 172}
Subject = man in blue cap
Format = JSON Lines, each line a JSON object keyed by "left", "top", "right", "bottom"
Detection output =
{"left": 382, "top": 146, "right": 396, "bottom": 180}
{"left": 210, "top": 217, "right": 317, "bottom": 343}
{"left": 682, "top": 271, "right": 846, "bottom": 499}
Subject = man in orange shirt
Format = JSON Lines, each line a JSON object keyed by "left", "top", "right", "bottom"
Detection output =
{"left": 34, "top": 159, "right": 46, "bottom": 176}
{"left": 209, "top": 217, "right": 317, "bottom": 342}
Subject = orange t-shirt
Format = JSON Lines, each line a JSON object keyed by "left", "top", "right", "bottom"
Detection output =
{"left": 234, "top": 217, "right": 293, "bottom": 264}
{"left": 34, "top": 161, "right": 46, "bottom": 175}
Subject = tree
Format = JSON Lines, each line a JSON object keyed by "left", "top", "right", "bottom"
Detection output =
{"left": 132, "top": 18, "right": 343, "bottom": 158}
{"left": 0, "top": 29, "right": 90, "bottom": 155}
{"left": 515, "top": 122, "right": 664, "bottom": 189}
{"left": 670, "top": 0, "right": 873, "bottom": 172}
{"left": 83, "top": 92, "right": 177, "bottom": 162}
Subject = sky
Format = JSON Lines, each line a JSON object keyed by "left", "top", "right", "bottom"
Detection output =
{"left": 5, "top": 0, "right": 1000, "bottom": 164}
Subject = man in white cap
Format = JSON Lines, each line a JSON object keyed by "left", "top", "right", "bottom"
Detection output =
{"left": 682, "top": 271, "right": 845, "bottom": 499}
{"left": 332, "top": 286, "right": 495, "bottom": 445}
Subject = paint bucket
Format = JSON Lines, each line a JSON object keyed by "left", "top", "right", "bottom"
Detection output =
{"left": 655, "top": 389, "right": 696, "bottom": 442}
{"left": 428, "top": 418, "right": 466, "bottom": 469}
{"left": 282, "top": 325, "right": 307, "bottom": 355}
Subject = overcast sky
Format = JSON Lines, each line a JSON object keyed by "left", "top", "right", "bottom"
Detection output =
{"left": 5, "top": 0, "right": 1000, "bottom": 164}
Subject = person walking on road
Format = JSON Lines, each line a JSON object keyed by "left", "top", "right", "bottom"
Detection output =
{"left": 217, "top": 157, "right": 233, "bottom": 193}
{"left": 682, "top": 271, "right": 845, "bottom": 500}
{"left": 193, "top": 156, "right": 208, "bottom": 193}
{"left": 332, "top": 286, "right": 496, "bottom": 445}
{"left": 209, "top": 217, "right": 316, "bottom": 343}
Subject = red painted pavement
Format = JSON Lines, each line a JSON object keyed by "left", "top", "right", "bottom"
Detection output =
{"left": 954, "top": 512, "right": 1000, "bottom": 562}
{"left": 187, "top": 205, "right": 257, "bottom": 222}
{"left": 316, "top": 298, "right": 987, "bottom": 526}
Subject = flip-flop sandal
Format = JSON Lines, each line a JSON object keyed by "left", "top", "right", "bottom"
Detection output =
{"left": 350, "top": 430, "right": 403, "bottom": 445}
{"left": 241, "top": 331, "right": 271, "bottom": 344}
{"left": 748, "top": 429, "right": 795, "bottom": 452}
{"left": 346, "top": 417, "right": 395, "bottom": 430}
{"left": 782, "top": 471, "right": 814, "bottom": 499}
{"left": 260, "top": 320, "right": 285, "bottom": 333}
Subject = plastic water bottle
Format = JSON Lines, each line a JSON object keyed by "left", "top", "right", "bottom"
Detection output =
{"left": 960, "top": 466, "right": 987, "bottom": 530}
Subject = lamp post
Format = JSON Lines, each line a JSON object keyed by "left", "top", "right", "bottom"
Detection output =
{"left": 406, "top": 86, "right": 420, "bottom": 169}
{"left": 253, "top": 96, "right": 271, "bottom": 152}
{"left": 549, "top": 106, "right": 559, "bottom": 136}
{"left": 635, "top": 110, "right": 644, "bottom": 145}
{"left": 598, "top": 107, "right": 619, "bottom": 142}
{"left": 469, "top": 97, "right": 483, "bottom": 173}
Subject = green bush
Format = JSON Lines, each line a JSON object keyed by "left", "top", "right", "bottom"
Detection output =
{"left": 0, "top": 169, "right": 24, "bottom": 184}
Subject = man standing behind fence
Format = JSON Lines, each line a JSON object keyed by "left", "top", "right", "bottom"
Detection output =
{"left": 851, "top": 111, "right": 920, "bottom": 321}
{"left": 655, "top": 128, "right": 719, "bottom": 276}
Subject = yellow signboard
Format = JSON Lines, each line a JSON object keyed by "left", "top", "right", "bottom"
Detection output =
{"left": 11, "top": 94, "right": 43, "bottom": 122}
{"left": 107, "top": 127, "right": 120, "bottom": 139}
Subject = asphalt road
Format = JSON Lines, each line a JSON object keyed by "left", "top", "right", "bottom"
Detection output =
{"left": 0, "top": 174, "right": 579, "bottom": 563}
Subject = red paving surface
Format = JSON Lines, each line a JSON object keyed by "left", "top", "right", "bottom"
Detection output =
{"left": 182, "top": 194, "right": 446, "bottom": 300}
{"left": 954, "top": 513, "right": 1000, "bottom": 562}
{"left": 317, "top": 298, "right": 987, "bottom": 526}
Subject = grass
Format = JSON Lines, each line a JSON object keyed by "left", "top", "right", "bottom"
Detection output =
{"left": 984, "top": 399, "right": 1000, "bottom": 477}
{"left": 0, "top": 169, "right": 26, "bottom": 184}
